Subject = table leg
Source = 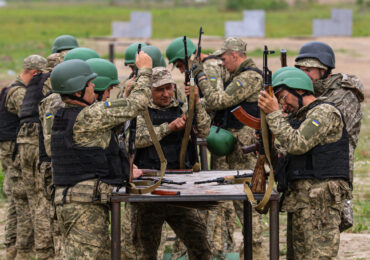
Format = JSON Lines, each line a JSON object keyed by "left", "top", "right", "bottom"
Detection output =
{"left": 199, "top": 144, "right": 208, "bottom": 170}
{"left": 286, "top": 212, "right": 294, "bottom": 260}
{"left": 244, "top": 200, "right": 253, "bottom": 260}
{"left": 269, "top": 200, "right": 279, "bottom": 260}
{"left": 111, "top": 201, "right": 121, "bottom": 260}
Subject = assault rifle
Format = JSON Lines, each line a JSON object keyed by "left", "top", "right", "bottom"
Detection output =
{"left": 141, "top": 168, "right": 193, "bottom": 176}
{"left": 194, "top": 172, "right": 253, "bottom": 185}
{"left": 128, "top": 44, "right": 142, "bottom": 183}
{"left": 135, "top": 177, "right": 186, "bottom": 186}
{"left": 196, "top": 27, "right": 204, "bottom": 60}
{"left": 251, "top": 46, "right": 275, "bottom": 194}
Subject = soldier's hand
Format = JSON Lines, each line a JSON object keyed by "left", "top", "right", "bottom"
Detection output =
{"left": 123, "top": 76, "right": 136, "bottom": 98}
{"left": 258, "top": 90, "right": 279, "bottom": 114}
{"left": 191, "top": 60, "right": 206, "bottom": 82}
{"left": 185, "top": 85, "right": 200, "bottom": 104}
{"left": 133, "top": 164, "right": 143, "bottom": 179}
{"left": 169, "top": 114, "right": 187, "bottom": 132}
{"left": 136, "top": 51, "right": 152, "bottom": 69}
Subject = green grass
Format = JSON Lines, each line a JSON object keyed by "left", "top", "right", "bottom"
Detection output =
{"left": 1, "top": 2, "right": 370, "bottom": 73}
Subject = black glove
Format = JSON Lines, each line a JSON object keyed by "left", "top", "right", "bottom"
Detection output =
{"left": 191, "top": 60, "right": 206, "bottom": 83}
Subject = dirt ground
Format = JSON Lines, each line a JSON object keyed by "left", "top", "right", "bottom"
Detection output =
{"left": 0, "top": 36, "right": 369, "bottom": 259}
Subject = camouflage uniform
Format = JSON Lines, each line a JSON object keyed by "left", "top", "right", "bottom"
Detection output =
{"left": 54, "top": 67, "right": 152, "bottom": 259}
{"left": 1, "top": 76, "right": 35, "bottom": 258}
{"left": 131, "top": 67, "right": 212, "bottom": 260}
{"left": 38, "top": 92, "right": 64, "bottom": 260}
{"left": 267, "top": 99, "right": 351, "bottom": 259}
{"left": 197, "top": 48, "right": 265, "bottom": 255}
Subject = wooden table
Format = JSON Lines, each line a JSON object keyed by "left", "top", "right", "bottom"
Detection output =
{"left": 110, "top": 170, "right": 280, "bottom": 260}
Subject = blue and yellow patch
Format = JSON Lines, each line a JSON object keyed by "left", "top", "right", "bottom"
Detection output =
{"left": 236, "top": 80, "right": 242, "bottom": 87}
{"left": 105, "top": 101, "right": 112, "bottom": 107}
{"left": 45, "top": 113, "right": 52, "bottom": 119}
{"left": 210, "top": 77, "right": 217, "bottom": 81}
{"left": 311, "top": 120, "right": 320, "bottom": 127}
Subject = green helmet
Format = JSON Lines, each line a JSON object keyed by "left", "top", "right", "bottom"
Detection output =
{"left": 137, "top": 45, "right": 165, "bottom": 68}
{"left": 206, "top": 126, "right": 236, "bottom": 156}
{"left": 64, "top": 47, "right": 100, "bottom": 61}
{"left": 166, "top": 37, "right": 196, "bottom": 64}
{"left": 86, "top": 58, "right": 120, "bottom": 91}
{"left": 51, "top": 59, "right": 97, "bottom": 94}
{"left": 272, "top": 67, "right": 314, "bottom": 94}
{"left": 52, "top": 35, "right": 79, "bottom": 54}
{"left": 124, "top": 42, "right": 148, "bottom": 65}
{"left": 272, "top": 67, "right": 298, "bottom": 87}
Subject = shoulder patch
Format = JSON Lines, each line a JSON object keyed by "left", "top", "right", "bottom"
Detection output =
{"left": 45, "top": 113, "right": 52, "bottom": 119}
{"left": 301, "top": 119, "right": 321, "bottom": 140}
{"left": 105, "top": 101, "right": 112, "bottom": 107}
{"left": 209, "top": 77, "right": 217, "bottom": 81}
{"left": 311, "top": 119, "right": 320, "bottom": 127}
{"left": 236, "top": 80, "right": 242, "bottom": 87}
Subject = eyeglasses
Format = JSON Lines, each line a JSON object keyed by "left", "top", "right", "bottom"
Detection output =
{"left": 174, "top": 61, "right": 184, "bottom": 69}
{"left": 278, "top": 95, "right": 287, "bottom": 105}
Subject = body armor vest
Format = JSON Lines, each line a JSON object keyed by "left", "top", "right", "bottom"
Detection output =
{"left": 20, "top": 72, "right": 51, "bottom": 126}
{"left": 134, "top": 104, "right": 195, "bottom": 169}
{"left": 0, "top": 83, "right": 25, "bottom": 141}
{"left": 213, "top": 67, "right": 262, "bottom": 129}
{"left": 51, "top": 107, "right": 129, "bottom": 186}
{"left": 285, "top": 101, "right": 349, "bottom": 181}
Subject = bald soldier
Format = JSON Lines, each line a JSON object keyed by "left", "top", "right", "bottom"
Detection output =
{"left": 258, "top": 67, "right": 351, "bottom": 259}
{"left": 1, "top": 55, "right": 46, "bottom": 259}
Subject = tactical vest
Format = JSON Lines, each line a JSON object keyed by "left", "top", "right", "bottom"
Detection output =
{"left": 285, "top": 101, "right": 349, "bottom": 181}
{"left": 134, "top": 103, "right": 195, "bottom": 169}
{"left": 0, "top": 83, "right": 25, "bottom": 141}
{"left": 213, "top": 67, "right": 262, "bottom": 129}
{"left": 19, "top": 72, "right": 51, "bottom": 126}
{"left": 38, "top": 122, "right": 51, "bottom": 164}
{"left": 51, "top": 107, "right": 129, "bottom": 186}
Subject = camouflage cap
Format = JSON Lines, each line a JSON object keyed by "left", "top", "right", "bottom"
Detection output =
{"left": 152, "top": 67, "right": 175, "bottom": 88}
{"left": 23, "top": 55, "right": 47, "bottom": 71}
{"left": 295, "top": 58, "right": 328, "bottom": 70}
{"left": 213, "top": 37, "right": 247, "bottom": 56}
{"left": 46, "top": 53, "right": 64, "bottom": 70}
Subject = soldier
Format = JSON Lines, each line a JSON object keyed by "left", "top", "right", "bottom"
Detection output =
{"left": 258, "top": 67, "right": 351, "bottom": 259}
{"left": 191, "top": 37, "right": 266, "bottom": 258}
{"left": 1, "top": 55, "right": 46, "bottom": 259}
{"left": 51, "top": 34, "right": 79, "bottom": 60}
{"left": 131, "top": 66, "right": 212, "bottom": 260}
{"left": 166, "top": 36, "right": 235, "bottom": 257}
{"left": 50, "top": 53, "right": 152, "bottom": 258}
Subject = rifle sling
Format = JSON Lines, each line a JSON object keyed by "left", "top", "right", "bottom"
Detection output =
{"left": 126, "top": 108, "right": 167, "bottom": 194}
{"left": 179, "top": 83, "right": 195, "bottom": 169}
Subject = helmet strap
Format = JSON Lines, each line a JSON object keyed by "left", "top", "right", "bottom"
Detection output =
{"left": 285, "top": 88, "right": 311, "bottom": 109}
{"left": 66, "top": 87, "right": 91, "bottom": 106}
{"left": 95, "top": 91, "right": 104, "bottom": 101}
{"left": 321, "top": 68, "right": 332, "bottom": 80}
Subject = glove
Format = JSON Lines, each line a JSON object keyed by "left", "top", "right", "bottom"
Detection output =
{"left": 191, "top": 60, "right": 206, "bottom": 83}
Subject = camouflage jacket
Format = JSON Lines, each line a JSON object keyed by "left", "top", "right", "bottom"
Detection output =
{"left": 267, "top": 98, "right": 343, "bottom": 155}
{"left": 313, "top": 73, "right": 364, "bottom": 181}
{"left": 72, "top": 68, "right": 152, "bottom": 149}
{"left": 135, "top": 98, "right": 211, "bottom": 149}
{"left": 198, "top": 58, "right": 262, "bottom": 111}
{"left": 39, "top": 93, "right": 64, "bottom": 157}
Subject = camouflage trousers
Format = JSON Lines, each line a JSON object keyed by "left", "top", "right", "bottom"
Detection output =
{"left": 39, "top": 162, "right": 62, "bottom": 260}
{"left": 282, "top": 179, "right": 351, "bottom": 260}
{"left": 121, "top": 202, "right": 168, "bottom": 260}
{"left": 211, "top": 126, "right": 265, "bottom": 257}
{"left": 56, "top": 202, "right": 110, "bottom": 259}
{"left": 1, "top": 153, "right": 17, "bottom": 249}
{"left": 18, "top": 143, "right": 54, "bottom": 259}
{"left": 132, "top": 203, "right": 212, "bottom": 260}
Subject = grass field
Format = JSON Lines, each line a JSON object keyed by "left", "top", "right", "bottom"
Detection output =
{"left": 1, "top": 2, "right": 370, "bottom": 72}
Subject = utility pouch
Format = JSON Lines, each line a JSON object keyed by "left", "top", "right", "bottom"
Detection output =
{"left": 206, "top": 125, "right": 236, "bottom": 156}
{"left": 339, "top": 199, "right": 353, "bottom": 232}
{"left": 275, "top": 156, "right": 289, "bottom": 192}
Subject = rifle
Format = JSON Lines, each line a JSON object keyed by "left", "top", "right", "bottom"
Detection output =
{"left": 141, "top": 168, "right": 193, "bottom": 176}
{"left": 135, "top": 177, "right": 186, "bottom": 186}
{"left": 128, "top": 44, "right": 142, "bottom": 183}
{"left": 194, "top": 173, "right": 253, "bottom": 185}
{"left": 251, "top": 46, "right": 275, "bottom": 194}
{"left": 280, "top": 48, "right": 287, "bottom": 67}
{"left": 196, "top": 27, "right": 204, "bottom": 61}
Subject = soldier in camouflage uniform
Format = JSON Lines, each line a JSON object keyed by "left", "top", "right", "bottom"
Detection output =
{"left": 0, "top": 55, "right": 46, "bottom": 259}
{"left": 50, "top": 53, "right": 152, "bottom": 259}
{"left": 258, "top": 67, "right": 351, "bottom": 259}
{"left": 191, "top": 37, "right": 265, "bottom": 258}
{"left": 131, "top": 67, "right": 212, "bottom": 260}
{"left": 166, "top": 37, "right": 235, "bottom": 258}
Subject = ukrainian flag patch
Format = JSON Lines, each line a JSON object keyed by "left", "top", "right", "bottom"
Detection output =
{"left": 210, "top": 77, "right": 217, "bottom": 81}
{"left": 311, "top": 120, "right": 320, "bottom": 127}
{"left": 105, "top": 101, "right": 112, "bottom": 107}
{"left": 236, "top": 80, "right": 242, "bottom": 87}
{"left": 45, "top": 113, "right": 52, "bottom": 119}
